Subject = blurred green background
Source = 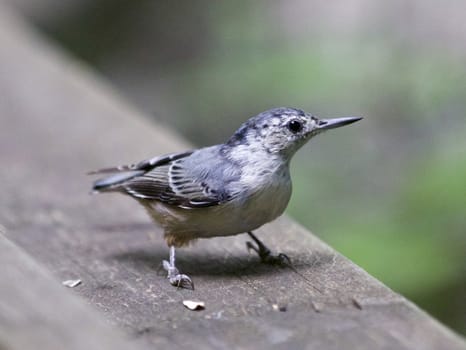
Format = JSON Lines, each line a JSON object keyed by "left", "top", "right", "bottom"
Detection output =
{"left": 9, "top": 0, "right": 465, "bottom": 334}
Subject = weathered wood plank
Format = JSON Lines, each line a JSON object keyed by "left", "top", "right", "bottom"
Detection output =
{"left": 0, "top": 228, "right": 150, "bottom": 350}
{"left": 0, "top": 4, "right": 464, "bottom": 350}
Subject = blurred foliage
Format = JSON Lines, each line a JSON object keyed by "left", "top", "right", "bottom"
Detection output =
{"left": 296, "top": 134, "right": 466, "bottom": 331}
{"left": 14, "top": 0, "right": 466, "bottom": 335}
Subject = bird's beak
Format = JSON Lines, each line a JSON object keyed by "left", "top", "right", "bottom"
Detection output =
{"left": 316, "top": 116, "right": 363, "bottom": 130}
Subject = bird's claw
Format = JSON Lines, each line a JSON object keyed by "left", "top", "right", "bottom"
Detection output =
{"left": 162, "top": 259, "right": 194, "bottom": 289}
{"left": 273, "top": 253, "right": 292, "bottom": 266}
{"left": 246, "top": 240, "right": 291, "bottom": 267}
{"left": 169, "top": 273, "right": 194, "bottom": 289}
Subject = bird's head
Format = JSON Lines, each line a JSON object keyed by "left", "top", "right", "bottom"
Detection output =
{"left": 227, "top": 107, "right": 362, "bottom": 160}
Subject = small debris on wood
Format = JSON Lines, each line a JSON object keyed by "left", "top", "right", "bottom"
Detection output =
{"left": 62, "top": 279, "right": 82, "bottom": 288}
{"left": 311, "top": 301, "right": 323, "bottom": 313}
{"left": 183, "top": 300, "right": 205, "bottom": 311}
{"left": 352, "top": 297, "right": 363, "bottom": 310}
{"left": 272, "top": 303, "right": 287, "bottom": 312}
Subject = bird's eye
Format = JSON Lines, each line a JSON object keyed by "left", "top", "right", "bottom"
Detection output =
{"left": 287, "top": 120, "right": 303, "bottom": 134}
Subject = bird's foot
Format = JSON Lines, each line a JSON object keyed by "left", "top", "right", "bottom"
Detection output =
{"left": 246, "top": 231, "right": 291, "bottom": 266}
{"left": 162, "top": 246, "right": 194, "bottom": 289}
{"left": 162, "top": 260, "right": 194, "bottom": 289}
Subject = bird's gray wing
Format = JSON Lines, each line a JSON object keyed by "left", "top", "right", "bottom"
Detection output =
{"left": 88, "top": 150, "right": 194, "bottom": 175}
{"left": 90, "top": 150, "right": 196, "bottom": 194}
{"left": 113, "top": 146, "right": 241, "bottom": 209}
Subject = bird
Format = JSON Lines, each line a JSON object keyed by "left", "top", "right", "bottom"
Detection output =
{"left": 89, "top": 107, "right": 362, "bottom": 289}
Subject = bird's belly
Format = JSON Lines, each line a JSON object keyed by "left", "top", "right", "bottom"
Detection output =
{"left": 232, "top": 184, "right": 291, "bottom": 232}
{"left": 144, "top": 181, "right": 291, "bottom": 246}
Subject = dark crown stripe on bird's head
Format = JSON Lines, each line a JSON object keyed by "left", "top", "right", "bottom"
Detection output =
{"left": 273, "top": 107, "right": 305, "bottom": 117}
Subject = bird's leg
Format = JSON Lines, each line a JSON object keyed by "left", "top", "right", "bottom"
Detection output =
{"left": 246, "top": 231, "right": 291, "bottom": 266}
{"left": 162, "top": 246, "right": 194, "bottom": 289}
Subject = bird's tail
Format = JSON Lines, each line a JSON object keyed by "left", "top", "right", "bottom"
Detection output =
{"left": 88, "top": 167, "right": 144, "bottom": 193}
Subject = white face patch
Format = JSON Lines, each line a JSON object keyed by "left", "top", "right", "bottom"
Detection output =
{"left": 272, "top": 117, "right": 281, "bottom": 126}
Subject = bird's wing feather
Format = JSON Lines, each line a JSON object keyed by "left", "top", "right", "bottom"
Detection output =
{"left": 90, "top": 150, "right": 194, "bottom": 192}
{"left": 88, "top": 150, "right": 194, "bottom": 175}
{"left": 122, "top": 159, "right": 234, "bottom": 209}
{"left": 91, "top": 147, "right": 241, "bottom": 209}
{"left": 109, "top": 146, "right": 241, "bottom": 209}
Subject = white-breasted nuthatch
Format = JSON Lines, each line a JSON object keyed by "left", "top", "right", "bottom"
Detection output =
{"left": 89, "top": 107, "right": 362, "bottom": 288}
